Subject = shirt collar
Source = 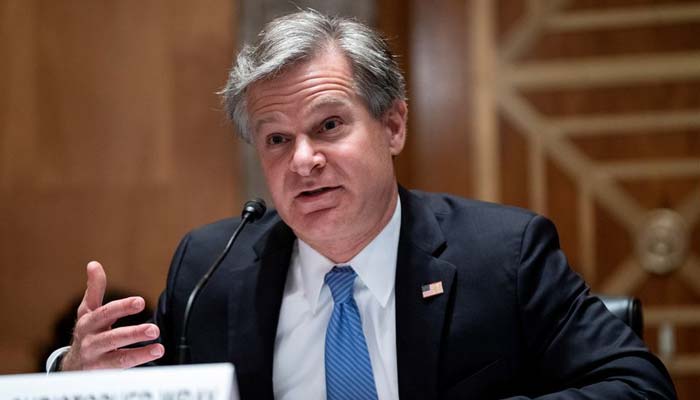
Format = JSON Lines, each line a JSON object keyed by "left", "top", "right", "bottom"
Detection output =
{"left": 296, "top": 198, "right": 401, "bottom": 313}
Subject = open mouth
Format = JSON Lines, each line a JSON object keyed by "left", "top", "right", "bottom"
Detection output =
{"left": 298, "top": 186, "right": 340, "bottom": 198}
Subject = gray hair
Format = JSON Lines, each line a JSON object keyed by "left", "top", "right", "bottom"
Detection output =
{"left": 220, "top": 9, "right": 406, "bottom": 143}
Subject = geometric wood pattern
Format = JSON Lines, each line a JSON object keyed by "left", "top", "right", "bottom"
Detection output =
{"left": 470, "top": 0, "right": 700, "bottom": 392}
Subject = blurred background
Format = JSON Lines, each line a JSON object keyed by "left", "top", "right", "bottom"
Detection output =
{"left": 1, "top": 0, "right": 698, "bottom": 396}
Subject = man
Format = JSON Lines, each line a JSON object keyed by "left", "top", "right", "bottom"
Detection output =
{"left": 52, "top": 10, "right": 676, "bottom": 400}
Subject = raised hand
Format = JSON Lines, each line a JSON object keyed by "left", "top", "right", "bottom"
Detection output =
{"left": 60, "top": 261, "right": 165, "bottom": 370}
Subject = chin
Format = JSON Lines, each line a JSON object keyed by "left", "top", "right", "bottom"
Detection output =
{"left": 291, "top": 210, "right": 352, "bottom": 242}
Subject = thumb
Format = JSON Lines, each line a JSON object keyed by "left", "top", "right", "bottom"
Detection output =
{"left": 83, "top": 261, "right": 107, "bottom": 312}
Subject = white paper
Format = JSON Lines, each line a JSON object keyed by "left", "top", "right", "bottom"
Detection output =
{"left": 0, "top": 363, "right": 238, "bottom": 400}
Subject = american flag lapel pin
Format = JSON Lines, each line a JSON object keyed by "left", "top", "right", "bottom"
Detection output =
{"left": 421, "top": 281, "right": 444, "bottom": 298}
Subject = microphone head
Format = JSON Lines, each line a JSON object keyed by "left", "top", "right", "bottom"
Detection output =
{"left": 242, "top": 198, "right": 267, "bottom": 222}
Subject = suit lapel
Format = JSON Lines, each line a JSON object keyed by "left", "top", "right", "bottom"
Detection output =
{"left": 227, "top": 220, "right": 295, "bottom": 399}
{"left": 396, "top": 188, "right": 457, "bottom": 399}
{"left": 224, "top": 189, "right": 456, "bottom": 398}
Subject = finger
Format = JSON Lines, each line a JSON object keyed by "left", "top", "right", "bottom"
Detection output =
{"left": 92, "top": 344, "right": 165, "bottom": 369}
{"left": 84, "top": 261, "right": 107, "bottom": 311}
{"left": 77, "top": 297, "right": 145, "bottom": 334}
{"left": 83, "top": 324, "right": 160, "bottom": 356}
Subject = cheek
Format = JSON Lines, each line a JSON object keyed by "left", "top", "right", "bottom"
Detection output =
{"left": 259, "top": 160, "right": 286, "bottom": 197}
{"left": 265, "top": 175, "right": 289, "bottom": 216}
{"left": 334, "top": 145, "right": 391, "bottom": 184}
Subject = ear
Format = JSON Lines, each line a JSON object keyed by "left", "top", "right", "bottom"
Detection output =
{"left": 382, "top": 100, "right": 408, "bottom": 156}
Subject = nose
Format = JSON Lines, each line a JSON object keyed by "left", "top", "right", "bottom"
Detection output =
{"left": 290, "top": 136, "right": 325, "bottom": 176}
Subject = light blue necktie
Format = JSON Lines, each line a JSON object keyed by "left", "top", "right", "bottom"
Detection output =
{"left": 324, "top": 266, "right": 378, "bottom": 400}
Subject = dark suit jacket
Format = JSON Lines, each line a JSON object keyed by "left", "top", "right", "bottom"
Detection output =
{"left": 154, "top": 188, "right": 676, "bottom": 399}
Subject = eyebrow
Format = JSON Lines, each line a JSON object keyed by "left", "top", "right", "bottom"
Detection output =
{"left": 307, "top": 96, "right": 353, "bottom": 113}
{"left": 253, "top": 96, "right": 353, "bottom": 133}
{"left": 254, "top": 116, "right": 280, "bottom": 133}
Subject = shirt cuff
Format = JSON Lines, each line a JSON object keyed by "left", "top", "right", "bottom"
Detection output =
{"left": 46, "top": 346, "right": 71, "bottom": 373}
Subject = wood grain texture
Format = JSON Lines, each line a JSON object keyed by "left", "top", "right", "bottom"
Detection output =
{"left": 403, "top": 0, "right": 699, "bottom": 393}
{"left": 0, "top": 0, "right": 239, "bottom": 373}
{"left": 404, "top": 0, "right": 473, "bottom": 197}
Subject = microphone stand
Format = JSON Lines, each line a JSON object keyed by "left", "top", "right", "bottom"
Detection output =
{"left": 177, "top": 199, "right": 266, "bottom": 364}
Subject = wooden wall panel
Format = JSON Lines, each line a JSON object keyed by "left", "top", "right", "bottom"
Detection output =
{"left": 499, "top": 0, "right": 700, "bottom": 395}
{"left": 377, "top": 0, "right": 413, "bottom": 186}
{"left": 403, "top": 0, "right": 473, "bottom": 198}
{"left": 0, "top": 0, "right": 239, "bottom": 373}
{"left": 403, "top": 0, "right": 700, "bottom": 396}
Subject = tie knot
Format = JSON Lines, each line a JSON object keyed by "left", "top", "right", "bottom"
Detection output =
{"left": 324, "top": 266, "right": 357, "bottom": 304}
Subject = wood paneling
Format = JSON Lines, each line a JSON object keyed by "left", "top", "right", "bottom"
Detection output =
{"left": 377, "top": 0, "right": 413, "bottom": 186}
{"left": 402, "top": 0, "right": 700, "bottom": 395}
{"left": 0, "top": 0, "right": 239, "bottom": 373}
{"left": 404, "top": 0, "right": 473, "bottom": 197}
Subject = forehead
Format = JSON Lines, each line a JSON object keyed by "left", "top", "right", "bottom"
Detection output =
{"left": 246, "top": 47, "right": 359, "bottom": 120}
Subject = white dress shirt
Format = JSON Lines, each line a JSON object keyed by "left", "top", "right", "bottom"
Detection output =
{"left": 273, "top": 199, "right": 401, "bottom": 400}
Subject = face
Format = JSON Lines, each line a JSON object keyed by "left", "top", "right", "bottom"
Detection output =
{"left": 247, "top": 47, "right": 407, "bottom": 260}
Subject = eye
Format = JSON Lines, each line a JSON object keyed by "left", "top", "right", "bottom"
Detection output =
{"left": 266, "top": 134, "right": 288, "bottom": 146}
{"left": 320, "top": 117, "right": 342, "bottom": 133}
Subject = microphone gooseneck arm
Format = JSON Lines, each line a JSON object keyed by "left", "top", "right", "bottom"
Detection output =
{"left": 177, "top": 198, "right": 266, "bottom": 364}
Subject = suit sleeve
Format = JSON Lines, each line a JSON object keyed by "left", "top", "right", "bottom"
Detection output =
{"left": 510, "top": 215, "right": 676, "bottom": 399}
{"left": 153, "top": 232, "right": 192, "bottom": 365}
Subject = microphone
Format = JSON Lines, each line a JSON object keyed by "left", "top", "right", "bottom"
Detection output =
{"left": 177, "top": 198, "right": 267, "bottom": 364}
